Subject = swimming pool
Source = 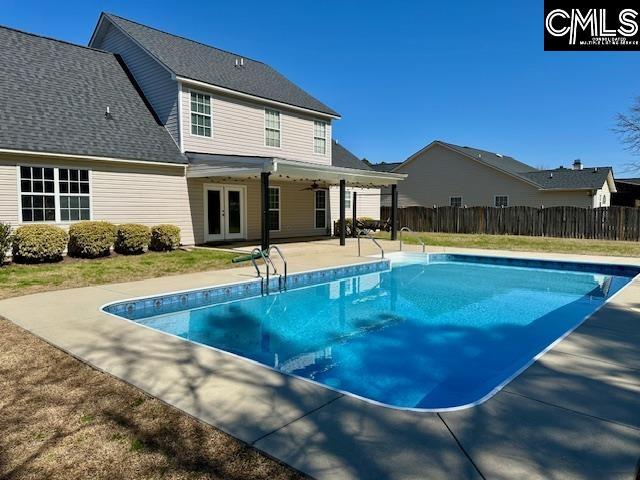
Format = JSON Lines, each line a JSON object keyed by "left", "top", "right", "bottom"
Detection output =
{"left": 103, "top": 253, "right": 639, "bottom": 411}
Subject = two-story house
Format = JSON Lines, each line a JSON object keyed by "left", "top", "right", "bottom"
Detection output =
{"left": 0, "top": 13, "right": 403, "bottom": 249}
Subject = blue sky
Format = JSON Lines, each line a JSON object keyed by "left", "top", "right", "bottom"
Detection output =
{"left": 3, "top": 0, "right": 640, "bottom": 174}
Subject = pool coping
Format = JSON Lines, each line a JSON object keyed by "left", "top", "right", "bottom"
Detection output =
{"left": 99, "top": 251, "right": 640, "bottom": 413}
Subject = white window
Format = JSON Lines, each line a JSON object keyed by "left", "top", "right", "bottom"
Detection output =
{"left": 19, "top": 166, "right": 91, "bottom": 223}
{"left": 494, "top": 195, "right": 509, "bottom": 207}
{"left": 269, "top": 187, "right": 280, "bottom": 231}
{"left": 450, "top": 196, "right": 462, "bottom": 207}
{"left": 314, "top": 120, "right": 327, "bottom": 154}
{"left": 344, "top": 189, "right": 352, "bottom": 210}
{"left": 265, "top": 109, "right": 281, "bottom": 147}
{"left": 315, "top": 190, "right": 327, "bottom": 228}
{"left": 190, "top": 92, "right": 211, "bottom": 137}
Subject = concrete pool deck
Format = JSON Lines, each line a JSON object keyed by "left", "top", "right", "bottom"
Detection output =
{"left": 1, "top": 239, "right": 639, "bottom": 479}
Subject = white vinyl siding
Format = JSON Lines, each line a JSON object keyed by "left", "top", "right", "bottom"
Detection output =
{"left": 190, "top": 92, "right": 212, "bottom": 137}
{"left": 92, "top": 22, "right": 179, "bottom": 144}
{"left": 264, "top": 109, "right": 281, "bottom": 147}
{"left": 180, "top": 85, "right": 332, "bottom": 165}
{"left": 314, "top": 120, "right": 327, "bottom": 154}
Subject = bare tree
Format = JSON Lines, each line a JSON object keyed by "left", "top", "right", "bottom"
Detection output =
{"left": 614, "top": 97, "right": 640, "bottom": 171}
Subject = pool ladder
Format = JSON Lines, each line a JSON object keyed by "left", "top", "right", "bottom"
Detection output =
{"left": 250, "top": 245, "right": 288, "bottom": 296}
{"left": 399, "top": 227, "right": 426, "bottom": 253}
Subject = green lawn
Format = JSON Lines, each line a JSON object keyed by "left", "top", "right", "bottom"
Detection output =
{"left": 0, "top": 249, "right": 238, "bottom": 300}
{"left": 376, "top": 231, "right": 640, "bottom": 257}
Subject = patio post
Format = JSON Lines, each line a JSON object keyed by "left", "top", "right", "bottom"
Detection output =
{"left": 352, "top": 191, "right": 358, "bottom": 238}
{"left": 261, "top": 172, "right": 270, "bottom": 251}
{"left": 339, "top": 179, "right": 346, "bottom": 246}
{"left": 391, "top": 183, "right": 398, "bottom": 240}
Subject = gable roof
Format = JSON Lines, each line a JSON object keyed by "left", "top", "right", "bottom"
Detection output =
{"left": 95, "top": 13, "right": 339, "bottom": 118}
{"left": 370, "top": 162, "right": 402, "bottom": 172}
{"left": 331, "top": 140, "right": 372, "bottom": 170}
{"left": 0, "top": 26, "right": 186, "bottom": 165}
{"left": 394, "top": 140, "right": 613, "bottom": 191}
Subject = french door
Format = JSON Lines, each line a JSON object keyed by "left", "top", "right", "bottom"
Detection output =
{"left": 203, "top": 184, "right": 246, "bottom": 242}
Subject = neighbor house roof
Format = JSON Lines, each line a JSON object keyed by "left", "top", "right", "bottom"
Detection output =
{"left": 370, "top": 162, "right": 402, "bottom": 172}
{"left": 95, "top": 13, "right": 339, "bottom": 117}
{"left": 394, "top": 140, "right": 614, "bottom": 191}
{"left": 616, "top": 177, "right": 640, "bottom": 185}
{"left": 331, "top": 140, "right": 372, "bottom": 171}
{"left": 519, "top": 167, "right": 614, "bottom": 190}
{"left": 0, "top": 26, "right": 186, "bottom": 165}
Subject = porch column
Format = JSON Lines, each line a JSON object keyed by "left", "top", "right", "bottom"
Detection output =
{"left": 390, "top": 183, "right": 398, "bottom": 240}
{"left": 352, "top": 191, "right": 358, "bottom": 238}
{"left": 261, "top": 172, "right": 271, "bottom": 251}
{"left": 339, "top": 179, "right": 346, "bottom": 246}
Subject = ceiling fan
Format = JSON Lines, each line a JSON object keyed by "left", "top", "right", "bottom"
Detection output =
{"left": 300, "top": 181, "right": 324, "bottom": 191}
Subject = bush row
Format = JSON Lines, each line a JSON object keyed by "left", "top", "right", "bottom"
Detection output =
{"left": 4, "top": 222, "right": 181, "bottom": 264}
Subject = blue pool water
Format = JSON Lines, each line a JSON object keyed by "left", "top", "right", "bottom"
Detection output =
{"left": 106, "top": 254, "right": 638, "bottom": 410}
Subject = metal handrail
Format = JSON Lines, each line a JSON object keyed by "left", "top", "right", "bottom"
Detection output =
{"left": 399, "top": 227, "right": 425, "bottom": 253}
{"left": 357, "top": 229, "right": 384, "bottom": 258}
{"left": 250, "top": 247, "right": 270, "bottom": 295}
{"left": 267, "top": 245, "right": 288, "bottom": 291}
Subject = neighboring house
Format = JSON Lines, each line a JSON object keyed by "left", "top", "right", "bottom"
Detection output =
{"left": 612, "top": 178, "right": 640, "bottom": 207}
{"left": 377, "top": 140, "right": 615, "bottom": 208}
{"left": 0, "top": 14, "right": 403, "bottom": 246}
{"left": 330, "top": 140, "right": 381, "bottom": 232}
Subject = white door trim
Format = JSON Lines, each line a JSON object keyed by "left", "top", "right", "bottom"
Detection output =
{"left": 203, "top": 183, "right": 247, "bottom": 242}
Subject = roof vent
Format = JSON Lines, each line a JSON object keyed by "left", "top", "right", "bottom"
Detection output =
{"left": 573, "top": 159, "right": 583, "bottom": 170}
{"left": 496, "top": 154, "right": 503, "bottom": 158}
{"left": 549, "top": 172, "right": 553, "bottom": 178}
{"left": 593, "top": 167, "right": 598, "bottom": 173}
{"left": 235, "top": 57, "right": 245, "bottom": 68}
{"left": 104, "top": 106, "right": 112, "bottom": 120}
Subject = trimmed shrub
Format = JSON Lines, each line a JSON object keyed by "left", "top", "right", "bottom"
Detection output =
{"left": 0, "top": 222, "right": 12, "bottom": 265}
{"left": 12, "top": 224, "right": 68, "bottom": 263}
{"left": 115, "top": 224, "right": 150, "bottom": 255}
{"left": 149, "top": 224, "right": 181, "bottom": 251}
{"left": 68, "top": 221, "right": 116, "bottom": 258}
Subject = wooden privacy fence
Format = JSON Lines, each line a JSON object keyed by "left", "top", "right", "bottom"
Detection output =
{"left": 380, "top": 206, "right": 640, "bottom": 241}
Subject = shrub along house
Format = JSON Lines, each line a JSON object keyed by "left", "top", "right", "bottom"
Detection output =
{"left": 0, "top": 14, "right": 404, "bottom": 251}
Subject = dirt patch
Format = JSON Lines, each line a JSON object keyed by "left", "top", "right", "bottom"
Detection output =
{"left": 0, "top": 317, "right": 306, "bottom": 480}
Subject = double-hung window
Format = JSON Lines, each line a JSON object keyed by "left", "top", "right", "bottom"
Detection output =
{"left": 315, "top": 190, "right": 327, "bottom": 229}
{"left": 344, "top": 189, "right": 352, "bottom": 210}
{"left": 494, "top": 195, "right": 509, "bottom": 208}
{"left": 450, "top": 196, "right": 462, "bottom": 207}
{"left": 190, "top": 92, "right": 212, "bottom": 137}
{"left": 314, "top": 120, "right": 327, "bottom": 154}
{"left": 265, "top": 109, "right": 281, "bottom": 147}
{"left": 19, "top": 166, "right": 91, "bottom": 222}
{"left": 268, "top": 187, "right": 280, "bottom": 231}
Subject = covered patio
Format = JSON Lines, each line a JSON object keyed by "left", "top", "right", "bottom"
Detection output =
{"left": 186, "top": 153, "right": 405, "bottom": 248}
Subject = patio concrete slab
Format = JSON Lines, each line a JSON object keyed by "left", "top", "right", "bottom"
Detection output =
{"left": 441, "top": 391, "right": 640, "bottom": 480}
{"left": 503, "top": 348, "right": 640, "bottom": 428}
{"left": 254, "top": 395, "right": 482, "bottom": 480}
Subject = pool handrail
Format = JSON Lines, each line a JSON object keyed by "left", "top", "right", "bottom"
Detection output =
{"left": 250, "top": 247, "right": 270, "bottom": 295}
{"left": 357, "top": 229, "right": 384, "bottom": 259}
{"left": 267, "top": 245, "right": 288, "bottom": 291}
{"left": 399, "top": 227, "right": 425, "bottom": 253}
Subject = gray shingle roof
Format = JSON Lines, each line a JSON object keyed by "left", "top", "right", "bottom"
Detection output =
{"left": 439, "top": 142, "right": 536, "bottom": 175}
{"left": 102, "top": 13, "right": 339, "bottom": 117}
{"left": 0, "top": 26, "right": 186, "bottom": 164}
{"left": 519, "top": 167, "right": 613, "bottom": 190}
{"left": 331, "top": 140, "right": 371, "bottom": 170}
{"left": 370, "top": 162, "right": 401, "bottom": 172}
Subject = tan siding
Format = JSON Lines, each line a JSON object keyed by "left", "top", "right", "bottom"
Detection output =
{"left": 188, "top": 178, "right": 329, "bottom": 243}
{"left": 181, "top": 83, "right": 332, "bottom": 164}
{"left": 0, "top": 156, "right": 194, "bottom": 245}
{"left": 329, "top": 186, "right": 380, "bottom": 230}
{"left": 394, "top": 144, "right": 594, "bottom": 208}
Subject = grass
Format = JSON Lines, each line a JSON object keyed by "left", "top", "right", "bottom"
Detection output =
{"left": 0, "top": 316, "right": 305, "bottom": 480}
{"left": 375, "top": 231, "right": 640, "bottom": 257}
{"left": 0, "top": 249, "right": 239, "bottom": 300}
